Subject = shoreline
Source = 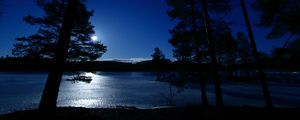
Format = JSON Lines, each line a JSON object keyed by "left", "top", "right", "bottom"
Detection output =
{"left": 0, "top": 106, "right": 299, "bottom": 120}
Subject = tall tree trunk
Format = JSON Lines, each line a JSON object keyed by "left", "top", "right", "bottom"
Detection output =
{"left": 240, "top": 0, "right": 273, "bottom": 108}
{"left": 200, "top": 0, "right": 224, "bottom": 109}
{"left": 191, "top": 0, "right": 209, "bottom": 107}
{"left": 38, "top": 0, "right": 79, "bottom": 112}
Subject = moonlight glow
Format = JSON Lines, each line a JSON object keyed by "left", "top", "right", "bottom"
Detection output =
{"left": 91, "top": 35, "right": 98, "bottom": 42}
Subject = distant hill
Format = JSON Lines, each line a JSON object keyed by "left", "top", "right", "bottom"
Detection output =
{"left": 0, "top": 57, "right": 209, "bottom": 71}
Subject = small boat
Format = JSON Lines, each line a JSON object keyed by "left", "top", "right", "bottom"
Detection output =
{"left": 66, "top": 75, "right": 92, "bottom": 83}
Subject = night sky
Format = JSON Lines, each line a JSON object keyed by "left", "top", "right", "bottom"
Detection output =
{"left": 0, "top": 0, "right": 286, "bottom": 61}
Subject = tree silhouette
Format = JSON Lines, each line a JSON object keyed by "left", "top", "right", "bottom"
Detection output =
{"left": 15, "top": 0, "right": 107, "bottom": 112}
{"left": 152, "top": 48, "right": 165, "bottom": 61}
{"left": 38, "top": 0, "right": 80, "bottom": 112}
{"left": 200, "top": 1, "right": 232, "bottom": 109}
{"left": 253, "top": 0, "right": 300, "bottom": 70}
{"left": 241, "top": 0, "right": 273, "bottom": 108}
{"left": 235, "top": 32, "right": 253, "bottom": 79}
{"left": 151, "top": 47, "right": 165, "bottom": 80}
{"left": 12, "top": 0, "right": 106, "bottom": 61}
{"left": 200, "top": 0, "right": 223, "bottom": 110}
{"left": 253, "top": 0, "right": 300, "bottom": 43}
{"left": 167, "top": 0, "right": 208, "bottom": 106}
{"left": 167, "top": 0, "right": 198, "bottom": 62}
{"left": 167, "top": 0, "right": 231, "bottom": 108}
{"left": 190, "top": 0, "right": 209, "bottom": 106}
{"left": 215, "top": 31, "right": 237, "bottom": 79}
{"left": 270, "top": 46, "right": 300, "bottom": 70}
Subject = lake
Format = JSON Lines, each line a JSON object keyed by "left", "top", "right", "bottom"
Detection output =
{"left": 0, "top": 71, "right": 300, "bottom": 114}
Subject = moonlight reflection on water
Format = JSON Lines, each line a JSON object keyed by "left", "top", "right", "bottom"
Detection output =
{"left": 59, "top": 72, "right": 191, "bottom": 108}
{"left": 0, "top": 72, "right": 299, "bottom": 114}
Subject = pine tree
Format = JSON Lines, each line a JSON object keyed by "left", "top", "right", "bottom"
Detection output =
{"left": 253, "top": 0, "right": 300, "bottom": 41}
{"left": 241, "top": 0, "right": 273, "bottom": 108}
{"left": 167, "top": 0, "right": 232, "bottom": 108}
{"left": 12, "top": 0, "right": 106, "bottom": 112}
{"left": 167, "top": 0, "right": 209, "bottom": 106}
{"left": 151, "top": 48, "right": 165, "bottom": 81}
{"left": 235, "top": 32, "right": 253, "bottom": 78}
{"left": 12, "top": 0, "right": 106, "bottom": 61}
{"left": 253, "top": 0, "right": 300, "bottom": 70}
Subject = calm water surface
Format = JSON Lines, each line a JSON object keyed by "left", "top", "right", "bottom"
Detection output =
{"left": 0, "top": 71, "right": 299, "bottom": 114}
{"left": 0, "top": 72, "right": 201, "bottom": 114}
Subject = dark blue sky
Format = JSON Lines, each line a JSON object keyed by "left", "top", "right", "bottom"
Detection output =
{"left": 0, "top": 0, "right": 286, "bottom": 61}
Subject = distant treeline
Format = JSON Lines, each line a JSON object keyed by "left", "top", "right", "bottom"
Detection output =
{"left": 0, "top": 56, "right": 299, "bottom": 72}
{"left": 0, "top": 56, "right": 203, "bottom": 71}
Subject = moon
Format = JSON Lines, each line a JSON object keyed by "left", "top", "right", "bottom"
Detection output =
{"left": 91, "top": 35, "right": 98, "bottom": 42}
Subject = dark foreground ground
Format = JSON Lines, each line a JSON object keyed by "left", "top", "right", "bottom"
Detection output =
{"left": 0, "top": 106, "right": 299, "bottom": 120}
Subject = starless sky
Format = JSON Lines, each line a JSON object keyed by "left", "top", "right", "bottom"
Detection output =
{"left": 0, "top": 0, "right": 286, "bottom": 60}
